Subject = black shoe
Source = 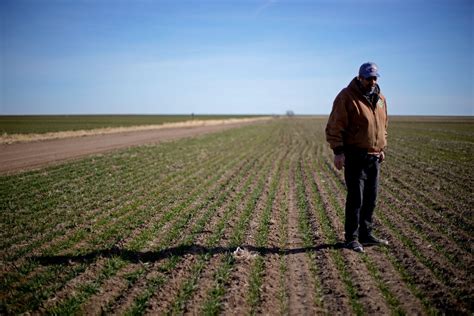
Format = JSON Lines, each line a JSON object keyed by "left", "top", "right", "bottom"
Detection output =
{"left": 360, "top": 235, "right": 389, "bottom": 246}
{"left": 345, "top": 240, "right": 364, "bottom": 253}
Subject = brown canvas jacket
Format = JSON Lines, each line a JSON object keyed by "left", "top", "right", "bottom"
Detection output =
{"left": 326, "top": 77, "right": 388, "bottom": 154}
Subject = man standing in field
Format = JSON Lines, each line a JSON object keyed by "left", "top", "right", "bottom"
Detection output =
{"left": 325, "top": 62, "right": 389, "bottom": 253}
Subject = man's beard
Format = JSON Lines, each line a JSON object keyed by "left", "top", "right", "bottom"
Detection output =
{"left": 362, "top": 85, "right": 376, "bottom": 95}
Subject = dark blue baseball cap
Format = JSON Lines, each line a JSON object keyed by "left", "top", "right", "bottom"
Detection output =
{"left": 359, "top": 62, "right": 380, "bottom": 78}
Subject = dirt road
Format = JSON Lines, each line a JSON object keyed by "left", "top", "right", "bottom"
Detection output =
{"left": 0, "top": 119, "right": 266, "bottom": 174}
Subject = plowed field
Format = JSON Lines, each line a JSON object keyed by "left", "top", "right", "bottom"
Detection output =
{"left": 1, "top": 117, "right": 472, "bottom": 315}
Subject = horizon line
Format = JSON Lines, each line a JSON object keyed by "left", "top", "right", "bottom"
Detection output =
{"left": 0, "top": 113, "right": 473, "bottom": 118}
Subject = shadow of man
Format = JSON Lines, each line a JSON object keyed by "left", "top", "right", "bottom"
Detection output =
{"left": 31, "top": 242, "right": 347, "bottom": 265}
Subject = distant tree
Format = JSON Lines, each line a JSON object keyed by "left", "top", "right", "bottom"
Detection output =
{"left": 286, "top": 110, "right": 295, "bottom": 117}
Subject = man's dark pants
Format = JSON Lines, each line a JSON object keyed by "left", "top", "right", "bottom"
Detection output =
{"left": 343, "top": 151, "right": 380, "bottom": 242}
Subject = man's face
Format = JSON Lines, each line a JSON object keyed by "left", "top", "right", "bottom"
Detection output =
{"left": 360, "top": 76, "right": 378, "bottom": 91}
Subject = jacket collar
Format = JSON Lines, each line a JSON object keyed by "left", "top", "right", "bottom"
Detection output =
{"left": 348, "top": 77, "right": 381, "bottom": 107}
{"left": 348, "top": 77, "right": 380, "bottom": 94}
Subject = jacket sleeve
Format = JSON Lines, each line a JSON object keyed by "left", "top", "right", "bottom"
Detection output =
{"left": 325, "top": 91, "right": 349, "bottom": 154}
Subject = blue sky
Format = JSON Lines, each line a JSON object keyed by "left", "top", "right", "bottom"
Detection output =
{"left": 1, "top": 0, "right": 473, "bottom": 115}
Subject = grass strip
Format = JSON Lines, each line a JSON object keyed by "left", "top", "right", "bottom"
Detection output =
{"left": 0, "top": 114, "right": 259, "bottom": 134}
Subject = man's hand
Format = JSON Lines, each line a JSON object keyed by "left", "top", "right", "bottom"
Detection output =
{"left": 334, "top": 154, "right": 345, "bottom": 170}
{"left": 378, "top": 151, "right": 385, "bottom": 163}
